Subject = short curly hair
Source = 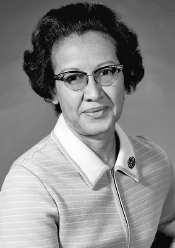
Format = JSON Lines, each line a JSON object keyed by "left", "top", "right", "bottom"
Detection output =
{"left": 23, "top": 2, "right": 144, "bottom": 115}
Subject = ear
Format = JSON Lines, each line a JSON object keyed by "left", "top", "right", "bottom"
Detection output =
{"left": 52, "top": 87, "right": 60, "bottom": 104}
{"left": 52, "top": 96, "right": 59, "bottom": 105}
{"left": 52, "top": 91, "right": 60, "bottom": 105}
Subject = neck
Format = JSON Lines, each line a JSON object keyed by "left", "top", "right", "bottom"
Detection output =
{"left": 74, "top": 129, "right": 119, "bottom": 169}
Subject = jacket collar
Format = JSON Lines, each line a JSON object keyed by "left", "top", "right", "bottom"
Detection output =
{"left": 51, "top": 114, "right": 139, "bottom": 189}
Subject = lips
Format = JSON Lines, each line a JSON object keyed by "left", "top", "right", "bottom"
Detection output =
{"left": 84, "top": 106, "right": 108, "bottom": 113}
{"left": 83, "top": 106, "right": 108, "bottom": 118}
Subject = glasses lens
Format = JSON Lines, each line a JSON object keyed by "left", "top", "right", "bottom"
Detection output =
{"left": 63, "top": 72, "right": 86, "bottom": 91}
{"left": 96, "top": 66, "right": 118, "bottom": 86}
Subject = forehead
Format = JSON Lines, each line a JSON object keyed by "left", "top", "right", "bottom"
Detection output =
{"left": 52, "top": 31, "right": 117, "bottom": 68}
{"left": 53, "top": 31, "right": 116, "bottom": 50}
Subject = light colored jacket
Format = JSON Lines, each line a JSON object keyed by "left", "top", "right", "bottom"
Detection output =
{"left": 0, "top": 114, "right": 174, "bottom": 248}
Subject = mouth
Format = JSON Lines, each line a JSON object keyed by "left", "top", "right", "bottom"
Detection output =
{"left": 83, "top": 106, "right": 108, "bottom": 118}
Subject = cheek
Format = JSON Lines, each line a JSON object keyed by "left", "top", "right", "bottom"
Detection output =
{"left": 109, "top": 83, "right": 125, "bottom": 108}
{"left": 59, "top": 94, "right": 73, "bottom": 113}
{"left": 57, "top": 88, "right": 81, "bottom": 116}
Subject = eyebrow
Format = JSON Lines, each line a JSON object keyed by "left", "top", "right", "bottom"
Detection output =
{"left": 60, "top": 68, "right": 82, "bottom": 73}
{"left": 97, "top": 61, "right": 117, "bottom": 68}
{"left": 60, "top": 61, "right": 117, "bottom": 73}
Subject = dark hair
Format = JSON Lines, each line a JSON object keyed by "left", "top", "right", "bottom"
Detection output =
{"left": 23, "top": 2, "right": 144, "bottom": 115}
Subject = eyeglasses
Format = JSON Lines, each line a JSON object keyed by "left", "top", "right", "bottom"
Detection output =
{"left": 53, "top": 64, "right": 123, "bottom": 91}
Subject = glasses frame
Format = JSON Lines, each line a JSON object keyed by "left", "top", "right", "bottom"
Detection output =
{"left": 53, "top": 64, "right": 123, "bottom": 91}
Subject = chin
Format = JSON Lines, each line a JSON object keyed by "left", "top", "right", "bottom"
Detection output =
{"left": 81, "top": 121, "right": 114, "bottom": 137}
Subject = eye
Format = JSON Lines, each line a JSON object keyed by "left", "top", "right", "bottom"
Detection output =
{"left": 99, "top": 66, "right": 117, "bottom": 77}
{"left": 63, "top": 72, "right": 84, "bottom": 84}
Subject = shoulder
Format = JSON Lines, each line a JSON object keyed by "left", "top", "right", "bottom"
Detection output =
{"left": 6, "top": 134, "right": 67, "bottom": 185}
{"left": 12, "top": 134, "right": 62, "bottom": 166}
{"left": 129, "top": 135, "right": 169, "bottom": 157}
{"left": 12, "top": 134, "right": 56, "bottom": 164}
{"left": 129, "top": 135, "right": 172, "bottom": 173}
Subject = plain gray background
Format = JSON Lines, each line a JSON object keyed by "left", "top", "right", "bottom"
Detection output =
{"left": 0, "top": 0, "right": 175, "bottom": 188}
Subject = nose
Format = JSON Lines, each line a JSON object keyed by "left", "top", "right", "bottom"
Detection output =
{"left": 83, "top": 75, "right": 103, "bottom": 101}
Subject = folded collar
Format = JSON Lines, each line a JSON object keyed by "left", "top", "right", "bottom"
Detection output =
{"left": 51, "top": 114, "right": 139, "bottom": 189}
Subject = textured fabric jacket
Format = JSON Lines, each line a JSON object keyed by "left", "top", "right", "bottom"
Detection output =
{"left": 0, "top": 114, "right": 174, "bottom": 248}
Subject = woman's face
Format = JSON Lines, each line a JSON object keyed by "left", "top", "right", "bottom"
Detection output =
{"left": 52, "top": 31, "right": 125, "bottom": 138}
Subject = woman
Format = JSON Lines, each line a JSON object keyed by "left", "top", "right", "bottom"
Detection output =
{"left": 0, "top": 2, "right": 174, "bottom": 248}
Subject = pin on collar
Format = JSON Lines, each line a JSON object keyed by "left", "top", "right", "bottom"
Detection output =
{"left": 127, "top": 156, "right": 136, "bottom": 169}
